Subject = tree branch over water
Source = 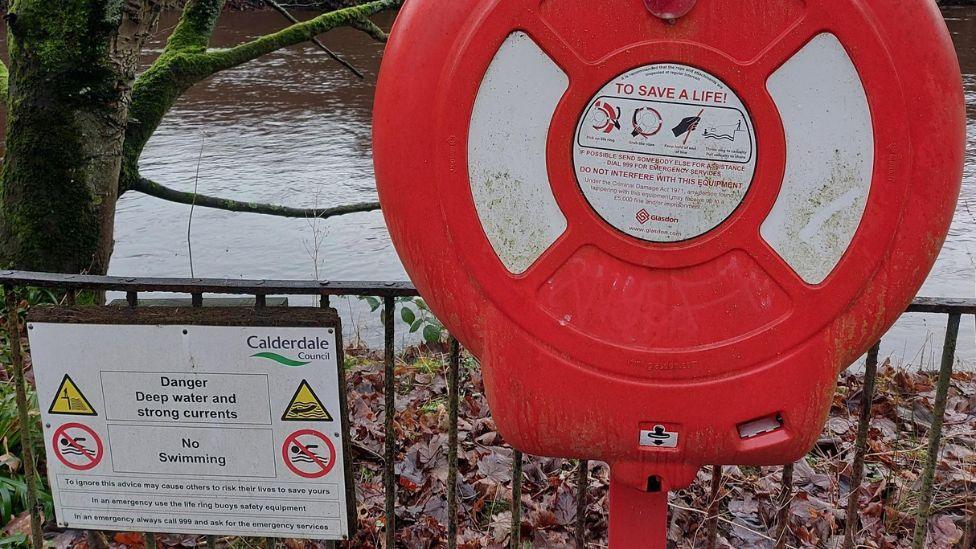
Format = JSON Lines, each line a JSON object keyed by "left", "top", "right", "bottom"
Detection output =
{"left": 121, "top": 0, "right": 399, "bottom": 195}
{"left": 265, "top": 0, "right": 364, "bottom": 78}
{"left": 199, "top": 0, "right": 400, "bottom": 75}
{"left": 352, "top": 16, "right": 388, "bottom": 42}
{"left": 131, "top": 177, "right": 382, "bottom": 219}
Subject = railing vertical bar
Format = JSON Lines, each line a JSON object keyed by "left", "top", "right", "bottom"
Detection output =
{"left": 190, "top": 293, "right": 222, "bottom": 548}
{"left": 125, "top": 293, "right": 153, "bottom": 549}
{"left": 264, "top": 537, "right": 275, "bottom": 549}
{"left": 204, "top": 311, "right": 214, "bottom": 549}
{"left": 65, "top": 289, "right": 76, "bottom": 306}
{"left": 963, "top": 498, "right": 976, "bottom": 549}
{"left": 967, "top": 315, "right": 976, "bottom": 549}
{"left": 383, "top": 296, "right": 397, "bottom": 548}
{"left": 705, "top": 465, "right": 723, "bottom": 549}
{"left": 255, "top": 294, "right": 267, "bottom": 308}
{"left": 842, "top": 341, "right": 881, "bottom": 549}
{"left": 511, "top": 450, "right": 523, "bottom": 549}
{"left": 447, "top": 337, "right": 461, "bottom": 549}
{"left": 774, "top": 462, "right": 795, "bottom": 549}
{"left": 319, "top": 294, "right": 338, "bottom": 549}
{"left": 575, "top": 460, "right": 588, "bottom": 549}
{"left": 4, "top": 287, "right": 43, "bottom": 549}
{"left": 911, "top": 312, "right": 961, "bottom": 549}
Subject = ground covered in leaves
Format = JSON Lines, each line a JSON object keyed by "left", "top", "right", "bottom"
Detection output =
{"left": 20, "top": 347, "right": 976, "bottom": 548}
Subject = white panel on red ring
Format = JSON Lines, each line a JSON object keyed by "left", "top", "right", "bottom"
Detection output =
{"left": 763, "top": 33, "right": 874, "bottom": 285}
{"left": 574, "top": 64, "right": 757, "bottom": 243}
{"left": 468, "top": 32, "right": 569, "bottom": 275}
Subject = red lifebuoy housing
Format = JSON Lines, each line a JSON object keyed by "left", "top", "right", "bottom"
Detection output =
{"left": 374, "top": 1, "right": 964, "bottom": 545}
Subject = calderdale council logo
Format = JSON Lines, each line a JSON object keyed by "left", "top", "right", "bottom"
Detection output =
{"left": 251, "top": 352, "right": 309, "bottom": 367}
{"left": 247, "top": 335, "right": 332, "bottom": 366}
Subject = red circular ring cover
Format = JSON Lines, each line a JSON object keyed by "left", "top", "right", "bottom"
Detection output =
{"left": 373, "top": 0, "right": 964, "bottom": 489}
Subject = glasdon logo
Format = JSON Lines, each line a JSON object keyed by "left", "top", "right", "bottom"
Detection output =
{"left": 247, "top": 335, "right": 332, "bottom": 366}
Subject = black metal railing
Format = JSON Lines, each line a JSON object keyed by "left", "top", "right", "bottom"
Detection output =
{"left": 0, "top": 269, "right": 973, "bottom": 549}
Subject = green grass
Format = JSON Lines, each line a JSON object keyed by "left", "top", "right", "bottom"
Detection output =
{"left": 419, "top": 397, "right": 447, "bottom": 415}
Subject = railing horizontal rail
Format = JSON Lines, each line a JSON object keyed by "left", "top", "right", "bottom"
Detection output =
{"left": 904, "top": 296, "right": 976, "bottom": 314}
{"left": 0, "top": 270, "right": 416, "bottom": 297}
{"left": 1, "top": 271, "right": 974, "bottom": 313}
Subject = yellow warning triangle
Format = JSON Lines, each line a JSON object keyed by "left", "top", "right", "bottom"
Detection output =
{"left": 282, "top": 380, "right": 333, "bottom": 422}
{"left": 48, "top": 375, "right": 97, "bottom": 416}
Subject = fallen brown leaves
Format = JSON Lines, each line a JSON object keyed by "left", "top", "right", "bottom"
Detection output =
{"left": 44, "top": 352, "right": 976, "bottom": 548}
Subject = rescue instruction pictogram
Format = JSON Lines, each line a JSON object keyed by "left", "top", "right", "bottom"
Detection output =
{"left": 574, "top": 63, "right": 756, "bottom": 243}
{"left": 48, "top": 374, "right": 97, "bottom": 416}
{"left": 590, "top": 100, "right": 621, "bottom": 134}
{"left": 282, "top": 429, "right": 336, "bottom": 479}
{"left": 281, "top": 380, "right": 333, "bottom": 421}
{"left": 631, "top": 107, "right": 663, "bottom": 137}
{"left": 52, "top": 423, "right": 103, "bottom": 470}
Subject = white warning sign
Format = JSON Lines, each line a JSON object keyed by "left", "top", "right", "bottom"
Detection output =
{"left": 574, "top": 63, "right": 757, "bottom": 242}
{"left": 27, "top": 310, "right": 350, "bottom": 540}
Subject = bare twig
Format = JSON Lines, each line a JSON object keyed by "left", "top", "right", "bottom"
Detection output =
{"left": 187, "top": 134, "right": 206, "bottom": 278}
{"left": 132, "top": 177, "right": 380, "bottom": 219}
{"left": 264, "top": 0, "right": 365, "bottom": 78}
{"left": 302, "top": 186, "right": 329, "bottom": 280}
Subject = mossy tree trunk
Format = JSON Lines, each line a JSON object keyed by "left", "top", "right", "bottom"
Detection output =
{"left": 0, "top": 0, "right": 168, "bottom": 274}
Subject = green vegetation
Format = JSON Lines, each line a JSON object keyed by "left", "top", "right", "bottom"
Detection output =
{"left": 362, "top": 296, "right": 448, "bottom": 344}
{"left": 0, "top": 366, "right": 51, "bottom": 531}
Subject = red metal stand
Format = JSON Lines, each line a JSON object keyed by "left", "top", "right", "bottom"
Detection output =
{"left": 608, "top": 473, "right": 669, "bottom": 549}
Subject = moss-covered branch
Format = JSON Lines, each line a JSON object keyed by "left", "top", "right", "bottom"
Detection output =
{"left": 350, "top": 17, "right": 388, "bottom": 42}
{"left": 122, "top": 0, "right": 228, "bottom": 184}
{"left": 200, "top": 0, "right": 400, "bottom": 75}
{"left": 0, "top": 58, "right": 8, "bottom": 103}
{"left": 131, "top": 177, "right": 381, "bottom": 219}
{"left": 122, "top": 0, "right": 399, "bottom": 195}
{"left": 165, "top": 0, "right": 226, "bottom": 53}
{"left": 265, "top": 0, "right": 364, "bottom": 78}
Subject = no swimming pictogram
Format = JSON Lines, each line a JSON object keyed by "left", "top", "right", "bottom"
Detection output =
{"left": 52, "top": 423, "right": 103, "bottom": 471}
{"left": 282, "top": 429, "right": 336, "bottom": 479}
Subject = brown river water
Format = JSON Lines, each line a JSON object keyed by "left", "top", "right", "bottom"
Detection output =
{"left": 106, "top": 8, "right": 975, "bottom": 364}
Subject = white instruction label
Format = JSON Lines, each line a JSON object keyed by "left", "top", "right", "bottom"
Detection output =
{"left": 574, "top": 64, "right": 757, "bottom": 242}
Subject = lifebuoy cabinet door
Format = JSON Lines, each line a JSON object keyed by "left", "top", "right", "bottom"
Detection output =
{"left": 374, "top": 0, "right": 963, "bottom": 519}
